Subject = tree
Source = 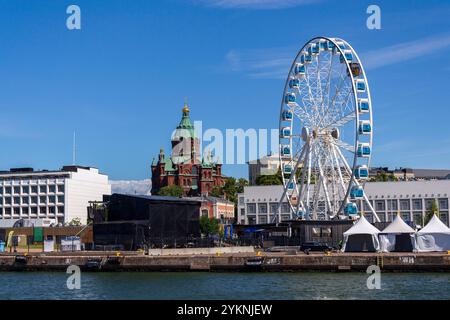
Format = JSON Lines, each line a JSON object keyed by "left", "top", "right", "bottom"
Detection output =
{"left": 255, "top": 169, "right": 282, "bottom": 186}
{"left": 210, "top": 186, "right": 223, "bottom": 198}
{"left": 68, "top": 217, "right": 82, "bottom": 226}
{"left": 158, "top": 185, "right": 183, "bottom": 197}
{"left": 369, "top": 171, "right": 398, "bottom": 182}
{"left": 199, "top": 216, "right": 220, "bottom": 236}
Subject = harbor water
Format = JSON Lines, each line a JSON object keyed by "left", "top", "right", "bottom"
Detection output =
{"left": 0, "top": 272, "right": 449, "bottom": 300}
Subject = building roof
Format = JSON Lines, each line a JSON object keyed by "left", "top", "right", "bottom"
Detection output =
{"left": 111, "top": 193, "right": 201, "bottom": 203}
{"left": 173, "top": 102, "right": 196, "bottom": 139}
{"left": 412, "top": 169, "right": 450, "bottom": 179}
{"left": 191, "top": 195, "right": 234, "bottom": 205}
{"left": 241, "top": 185, "right": 288, "bottom": 203}
{"left": 364, "top": 180, "right": 450, "bottom": 199}
{"left": 0, "top": 165, "right": 99, "bottom": 177}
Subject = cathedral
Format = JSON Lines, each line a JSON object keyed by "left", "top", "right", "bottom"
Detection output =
{"left": 151, "top": 102, "right": 226, "bottom": 196}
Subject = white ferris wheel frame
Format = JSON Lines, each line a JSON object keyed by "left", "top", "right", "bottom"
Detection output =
{"left": 273, "top": 36, "right": 380, "bottom": 223}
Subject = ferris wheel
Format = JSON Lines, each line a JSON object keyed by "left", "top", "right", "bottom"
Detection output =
{"left": 276, "top": 37, "right": 380, "bottom": 222}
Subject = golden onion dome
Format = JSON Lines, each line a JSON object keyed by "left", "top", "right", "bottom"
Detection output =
{"left": 182, "top": 102, "right": 190, "bottom": 114}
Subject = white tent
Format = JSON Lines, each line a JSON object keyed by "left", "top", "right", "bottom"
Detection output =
{"left": 342, "top": 215, "right": 380, "bottom": 252}
{"left": 415, "top": 214, "right": 450, "bottom": 252}
{"left": 379, "top": 214, "right": 415, "bottom": 252}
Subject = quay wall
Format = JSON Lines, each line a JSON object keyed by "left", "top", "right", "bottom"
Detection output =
{"left": 0, "top": 252, "right": 449, "bottom": 272}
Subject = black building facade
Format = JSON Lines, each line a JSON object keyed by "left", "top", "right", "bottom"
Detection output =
{"left": 92, "top": 194, "right": 201, "bottom": 250}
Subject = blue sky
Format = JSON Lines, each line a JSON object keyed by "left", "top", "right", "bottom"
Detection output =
{"left": 0, "top": 0, "right": 449, "bottom": 180}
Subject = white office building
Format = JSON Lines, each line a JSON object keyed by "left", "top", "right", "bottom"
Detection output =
{"left": 0, "top": 166, "right": 111, "bottom": 227}
{"left": 237, "top": 181, "right": 450, "bottom": 227}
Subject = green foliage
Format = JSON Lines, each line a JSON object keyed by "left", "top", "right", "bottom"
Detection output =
{"left": 68, "top": 217, "right": 82, "bottom": 226}
{"left": 424, "top": 199, "right": 439, "bottom": 225}
{"left": 158, "top": 185, "right": 184, "bottom": 197}
{"left": 255, "top": 169, "right": 282, "bottom": 186}
{"left": 369, "top": 171, "right": 398, "bottom": 182}
{"left": 199, "top": 215, "right": 220, "bottom": 236}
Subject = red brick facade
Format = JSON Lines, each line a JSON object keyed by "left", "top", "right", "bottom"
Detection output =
{"left": 151, "top": 103, "right": 225, "bottom": 196}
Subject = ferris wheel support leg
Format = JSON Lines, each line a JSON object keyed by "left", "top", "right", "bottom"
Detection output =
{"left": 334, "top": 145, "right": 381, "bottom": 222}
{"left": 305, "top": 143, "right": 313, "bottom": 220}
{"left": 317, "top": 157, "right": 333, "bottom": 219}
{"left": 272, "top": 142, "right": 308, "bottom": 224}
{"left": 296, "top": 142, "right": 312, "bottom": 217}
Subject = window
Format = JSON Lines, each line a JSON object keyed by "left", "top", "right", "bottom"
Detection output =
{"left": 402, "top": 212, "right": 410, "bottom": 222}
{"left": 48, "top": 196, "right": 55, "bottom": 203}
{"left": 49, "top": 206, "right": 55, "bottom": 214}
{"left": 57, "top": 196, "right": 64, "bottom": 203}
{"left": 39, "top": 185, "right": 47, "bottom": 193}
{"left": 31, "top": 207, "right": 38, "bottom": 214}
{"left": 412, "top": 199, "right": 422, "bottom": 210}
{"left": 31, "top": 186, "right": 38, "bottom": 194}
{"left": 258, "top": 216, "right": 267, "bottom": 224}
{"left": 13, "top": 186, "right": 20, "bottom": 194}
{"left": 39, "top": 207, "right": 46, "bottom": 214}
{"left": 439, "top": 212, "right": 449, "bottom": 227}
{"left": 375, "top": 200, "right": 385, "bottom": 211}
{"left": 238, "top": 197, "right": 244, "bottom": 205}
{"left": 321, "top": 227, "right": 332, "bottom": 237}
{"left": 248, "top": 216, "right": 256, "bottom": 225}
{"left": 31, "top": 196, "right": 38, "bottom": 204}
{"left": 413, "top": 212, "right": 423, "bottom": 226}
{"left": 312, "top": 227, "right": 321, "bottom": 237}
{"left": 0, "top": 187, "right": 2, "bottom": 195}
{"left": 57, "top": 206, "right": 64, "bottom": 214}
{"left": 13, "top": 207, "right": 20, "bottom": 215}
{"left": 400, "top": 199, "right": 410, "bottom": 211}
{"left": 22, "top": 197, "right": 29, "bottom": 204}
{"left": 39, "top": 196, "right": 46, "bottom": 204}
{"left": 4, "top": 207, "right": 11, "bottom": 215}
{"left": 191, "top": 178, "right": 197, "bottom": 186}
{"left": 22, "top": 186, "right": 29, "bottom": 194}
{"left": 387, "top": 200, "right": 398, "bottom": 211}
{"left": 247, "top": 203, "right": 256, "bottom": 214}
{"left": 269, "top": 203, "right": 279, "bottom": 214}
{"left": 5, "top": 187, "right": 11, "bottom": 194}
{"left": 439, "top": 199, "right": 448, "bottom": 210}
{"left": 48, "top": 185, "right": 56, "bottom": 193}
{"left": 13, "top": 197, "right": 20, "bottom": 204}
{"left": 192, "top": 166, "right": 198, "bottom": 175}
{"left": 258, "top": 203, "right": 267, "bottom": 214}
{"left": 281, "top": 202, "right": 290, "bottom": 213}
{"left": 57, "top": 185, "right": 65, "bottom": 193}
{"left": 425, "top": 199, "right": 434, "bottom": 210}
{"left": 22, "top": 207, "right": 29, "bottom": 214}
{"left": 5, "top": 197, "right": 11, "bottom": 205}
{"left": 281, "top": 215, "right": 291, "bottom": 221}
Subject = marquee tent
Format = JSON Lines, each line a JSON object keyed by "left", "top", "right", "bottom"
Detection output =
{"left": 379, "top": 214, "right": 415, "bottom": 252}
{"left": 342, "top": 215, "right": 380, "bottom": 252}
{"left": 415, "top": 214, "right": 450, "bottom": 252}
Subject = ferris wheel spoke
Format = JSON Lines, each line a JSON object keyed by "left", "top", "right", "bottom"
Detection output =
{"left": 332, "top": 139, "right": 355, "bottom": 153}
{"left": 331, "top": 144, "right": 349, "bottom": 199}
{"left": 317, "top": 155, "right": 332, "bottom": 218}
